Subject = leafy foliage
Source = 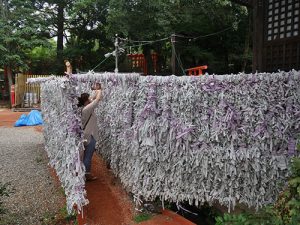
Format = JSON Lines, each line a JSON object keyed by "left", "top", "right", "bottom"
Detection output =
{"left": 0, "top": 0, "right": 48, "bottom": 71}
{"left": 133, "top": 213, "right": 152, "bottom": 223}
{"left": 1, "top": 0, "right": 251, "bottom": 74}
{"left": 0, "top": 182, "right": 14, "bottom": 215}
{"left": 27, "top": 41, "right": 57, "bottom": 74}
{"left": 106, "top": 0, "right": 251, "bottom": 74}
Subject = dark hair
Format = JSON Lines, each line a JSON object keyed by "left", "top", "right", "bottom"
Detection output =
{"left": 77, "top": 93, "right": 90, "bottom": 107}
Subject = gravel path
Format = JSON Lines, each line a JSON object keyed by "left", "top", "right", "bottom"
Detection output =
{"left": 0, "top": 127, "right": 64, "bottom": 225}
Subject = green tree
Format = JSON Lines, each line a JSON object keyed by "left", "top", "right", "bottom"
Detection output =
{"left": 27, "top": 40, "right": 56, "bottom": 74}
{"left": 107, "top": 0, "right": 174, "bottom": 74}
{"left": 0, "top": 0, "right": 253, "bottom": 77}
{"left": 65, "top": 0, "right": 112, "bottom": 72}
{"left": 106, "top": 0, "right": 250, "bottom": 74}
{"left": 0, "top": 0, "right": 48, "bottom": 96}
{"left": 34, "top": 0, "right": 113, "bottom": 73}
{"left": 34, "top": 0, "right": 73, "bottom": 72}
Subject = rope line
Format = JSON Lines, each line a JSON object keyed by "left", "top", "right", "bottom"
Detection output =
{"left": 172, "top": 43, "right": 186, "bottom": 75}
{"left": 88, "top": 27, "right": 233, "bottom": 72}
{"left": 122, "top": 37, "right": 170, "bottom": 49}
{"left": 91, "top": 57, "right": 110, "bottom": 72}
{"left": 175, "top": 26, "right": 232, "bottom": 40}
{"left": 121, "top": 36, "right": 170, "bottom": 44}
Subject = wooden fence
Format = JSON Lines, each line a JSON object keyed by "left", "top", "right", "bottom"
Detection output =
{"left": 15, "top": 74, "right": 63, "bottom": 108}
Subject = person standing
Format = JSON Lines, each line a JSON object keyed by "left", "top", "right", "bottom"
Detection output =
{"left": 78, "top": 84, "right": 102, "bottom": 181}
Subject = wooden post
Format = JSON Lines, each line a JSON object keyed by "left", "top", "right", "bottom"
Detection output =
{"left": 6, "top": 66, "right": 13, "bottom": 107}
{"left": 171, "top": 34, "right": 177, "bottom": 75}
{"left": 114, "top": 34, "right": 119, "bottom": 73}
{"left": 252, "top": 0, "right": 264, "bottom": 72}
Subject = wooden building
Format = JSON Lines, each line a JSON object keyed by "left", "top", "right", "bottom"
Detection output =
{"left": 232, "top": 0, "right": 300, "bottom": 72}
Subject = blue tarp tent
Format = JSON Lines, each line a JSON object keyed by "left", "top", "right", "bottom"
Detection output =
{"left": 15, "top": 110, "right": 43, "bottom": 127}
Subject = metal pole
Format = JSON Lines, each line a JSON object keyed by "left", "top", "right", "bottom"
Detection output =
{"left": 114, "top": 34, "right": 119, "bottom": 73}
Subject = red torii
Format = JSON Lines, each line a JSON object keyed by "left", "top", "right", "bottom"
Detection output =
{"left": 127, "top": 53, "right": 158, "bottom": 75}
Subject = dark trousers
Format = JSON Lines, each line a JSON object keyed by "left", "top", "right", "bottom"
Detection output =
{"left": 83, "top": 136, "right": 96, "bottom": 173}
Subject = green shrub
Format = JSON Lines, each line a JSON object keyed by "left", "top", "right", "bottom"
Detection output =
{"left": 0, "top": 182, "right": 14, "bottom": 214}
{"left": 134, "top": 213, "right": 152, "bottom": 223}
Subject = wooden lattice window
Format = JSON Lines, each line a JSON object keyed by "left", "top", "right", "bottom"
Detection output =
{"left": 265, "top": 42, "right": 299, "bottom": 71}
{"left": 266, "top": 0, "right": 300, "bottom": 41}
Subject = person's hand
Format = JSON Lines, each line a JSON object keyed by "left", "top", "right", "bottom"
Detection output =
{"left": 93, "top": 82, "right": 102, "bottom": 90}
{"left": 95, "top": 89, "right": 102, "bottom": 101}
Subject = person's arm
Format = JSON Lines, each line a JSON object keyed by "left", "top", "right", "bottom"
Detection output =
{"left": 84, "top": 90, "right": 102, "bottom": 112}
{"left": 94, "top": 89, "right": 102, "bottom": 102}
{"left": 90, "top": 91, "right": 97, "bottom": 101}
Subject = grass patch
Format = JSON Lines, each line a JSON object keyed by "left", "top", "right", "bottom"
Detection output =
{"left": 134, "top": 213, "right": 152, "bottom": 223}
{"left": 0, "top": 213, "right": 23, "bottom": 225}
{"left": 59, "top": 205, "right": 77, "bottom": 222}
{"left": 0, "top": 182, "right": 14, "bottom": 215}
{"left": 60, "top": 187, "right": 66, "bottom": 197}
{"left": 40, "top": 205, "right": 77, "bottom": 225}
{"left": 35, "top": 156, "right": 43, "bottom": 164}
{"left": 41, "top": 211, "right": 56, "bottom": 225}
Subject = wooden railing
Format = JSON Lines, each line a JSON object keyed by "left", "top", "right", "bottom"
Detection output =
{"left": 186, "top": 65, "right": 208, "bottom": 76}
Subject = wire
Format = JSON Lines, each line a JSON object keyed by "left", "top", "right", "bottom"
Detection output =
{"left": 129, "top": 40, "right": 156, "bottom": 43}
{"left": 88, "top": 36, "right": 169, "bottom": 72}
{"left": 122, "top": 37, "right": 170, "bottom": 49}
{"left": 175, "top": 53, "right": 186, "bottom": 75}
{"left": 172, "top": 42, "right": 186, "bottom": 75}
{"left": 125, "top": 36, "right": 170, "bottom": 44}
{"left": 122, "top": 26, "right": 232, "bottom": 49}
{"left": 175, "top": 26, "right": 232, "bottom": 41}
{"left": 119, "top": 37, "right": 153, "bottom": 43}
{"left": 121, "top": 26, "right": 232, "bottom": 49}
{"left": 91, "top": 57, "right": 110, "bottom": 72}
{"left": 90, "top": 28, "right": 230, "bottom": 73}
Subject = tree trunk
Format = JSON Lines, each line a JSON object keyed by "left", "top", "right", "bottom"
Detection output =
{"left": 143, "top": 46, "right": 153, "bottom": 75}
{"left": 56, "top": 2, "right": 65, "bottom": 64}
{"left": 154, "top": 44, "right": 162, "bottom": 75}
{"left": 7, "top": 66, "right": 13, "bottom": 107}
{"left": 171, "top": 34, "right": 177, "bottom": 75}
{"left": 242, "top": 34, "right": 250, "bottom": 72}
{"left": 224, "top": 48, "right": 229, "bottom": 73}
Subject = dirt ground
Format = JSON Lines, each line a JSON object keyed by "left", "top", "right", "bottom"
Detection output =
{"left": 84, "top": 155, "right": 134, "bottom": 225}
{"left": 0, "top": 109, "right": 195, "bottom": 225}
{"left": 0, "top": 109, "right": 42, "bottom": 132}
{"left": 0, "top": 109, "right": 23, "bottom": 127}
